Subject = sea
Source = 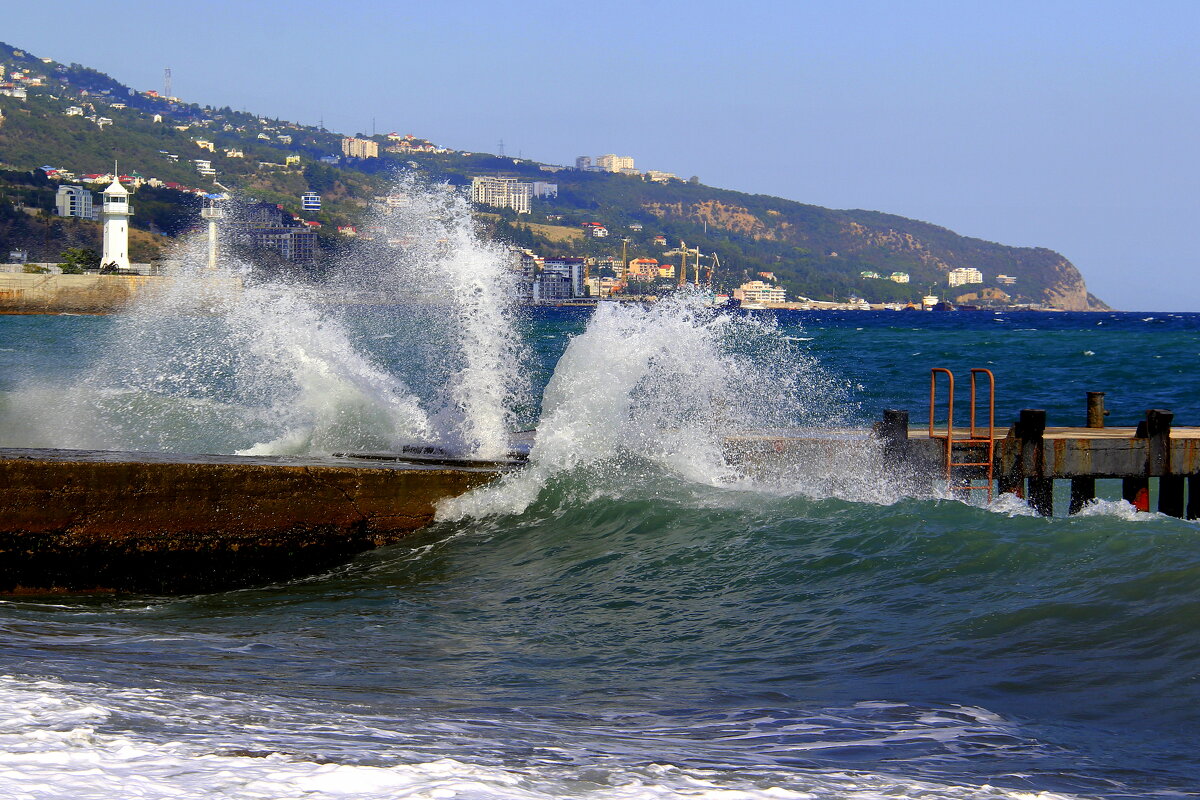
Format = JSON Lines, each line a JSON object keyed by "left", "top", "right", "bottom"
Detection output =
{"left": 0, "top": 298, "right": 1197, "bottom": 800}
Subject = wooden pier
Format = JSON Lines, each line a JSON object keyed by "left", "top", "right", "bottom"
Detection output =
{"left": 875, "top": 400, "right": 1200, "bottom": 518}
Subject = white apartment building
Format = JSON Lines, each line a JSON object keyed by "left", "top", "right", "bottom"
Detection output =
{"left": 596, "top": 154, "right": 635, "bottom": 172}
{"left": 55, "top": 185, "right": 95, "bottom": 219}
{"left": 470, "top": 176, "right": 532, "bottom": 214}
{"left": 948, "top": 267, "right": 984, "bottom": 287}
{"left": 889, "top": 272, "right": 910, "bottom": 284}
{"left": 733, "top": 280, "right": 786, "bottom": 304}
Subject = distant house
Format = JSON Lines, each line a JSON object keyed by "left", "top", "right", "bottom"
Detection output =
{"left": 583, "top": 222, "right": 609, "bottom": 238}
{"left": 889, "top": 272, "right": 910, "bottom": 284}
{"left": 652, "top": 234, "right": 667, "bottom": 246}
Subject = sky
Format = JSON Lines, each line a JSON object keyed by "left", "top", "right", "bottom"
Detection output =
{"left": 6, "top": 0, "right": 1198, "bottom": 310}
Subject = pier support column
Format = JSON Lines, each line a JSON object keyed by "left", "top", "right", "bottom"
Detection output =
{"left": 1188, "top": 476, "right": 1200, "bottom": 520}
{"left": 1017, "top": 409, "right": 1052, "bottom": 516}
{"left": 1068, "top": 392, "right": 1105, "bottom": 514}
{"left": 877, "top": 409, "right": 909, "bottom": 465}
{"left": 1069, "top": 478, "right": 1096, "bottom": 515}
{"left": 1147, "top": 409, "right": 1184, "bottom": 517}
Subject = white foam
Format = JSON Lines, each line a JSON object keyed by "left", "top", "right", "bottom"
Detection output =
{"left": 0, "top": 675, "right": 1093, "bottom": 800}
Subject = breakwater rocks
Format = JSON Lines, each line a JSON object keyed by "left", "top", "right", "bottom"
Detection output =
{"left": 0, "top": 448, "right": 502, "bottom": 594}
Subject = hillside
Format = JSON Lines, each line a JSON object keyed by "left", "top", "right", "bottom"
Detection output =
{"left": 0, "top": 41, "right": 1107, "bottom": 309}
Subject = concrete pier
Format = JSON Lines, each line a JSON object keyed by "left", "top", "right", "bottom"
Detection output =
{"left": 0, "top": 448, "right": 505, "bottom": 594}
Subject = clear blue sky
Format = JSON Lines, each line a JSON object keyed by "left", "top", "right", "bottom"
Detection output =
{"left": 8, "top": 0, "right": 1198, "bottom": 310}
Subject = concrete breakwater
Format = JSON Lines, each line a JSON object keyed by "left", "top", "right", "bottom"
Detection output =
{"left": 0, "top": 448, "right": 504, "bottom": 594}
{"left": 0, "top": 273, "right": 164, "bottom": 314}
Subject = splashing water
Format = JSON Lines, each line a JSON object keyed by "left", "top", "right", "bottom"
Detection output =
{"left": 438, "top": 292, "right": 885, "bottom": 520}
{"left": 348, "top": 180, "right": 528, "bottom": 459}
{"left": 2, "top": 179, "right": 529, "bottom": 459}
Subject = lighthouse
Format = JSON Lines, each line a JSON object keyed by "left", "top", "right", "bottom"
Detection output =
{"left": 100, "top": 173, "right": 133, "bottom": 272}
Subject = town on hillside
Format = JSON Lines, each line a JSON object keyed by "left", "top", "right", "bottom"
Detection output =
{"left": 0, "top": 41, "right": 1081, "bottom": 310}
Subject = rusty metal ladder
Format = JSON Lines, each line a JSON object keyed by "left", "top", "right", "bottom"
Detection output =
{"left": 929, "top": 368, "right": 996, "bottom": 501}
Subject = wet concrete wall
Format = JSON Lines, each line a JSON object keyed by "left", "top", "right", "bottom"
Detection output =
{"left": 0, "top": 449, "right": 500, "bottom": 594}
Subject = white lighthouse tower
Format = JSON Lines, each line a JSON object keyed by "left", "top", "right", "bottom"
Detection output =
{"left": 100, "top": 172, "right": 133, "bottom": 272}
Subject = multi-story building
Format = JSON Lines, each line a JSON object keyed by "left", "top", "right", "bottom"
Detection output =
{"left": 947, "top": 267, "right": 984, "bottom": 287}
{"left": 55, "top": 185, "right": 95, "bottom": 219}
{"left": 996, "top": 274, "right": 1017, "bottom": 285}
{"left": 531, "top": 181, "right": 558, "bottom": 199}
{"left": 626, "top": 258, "right": 659, "bottom": 281}
{"left": 535, "top": 258, "right": 586, "bottom": 302}
{"left": 596, "top": 154, "right": 635, "bottom": 172}
{"left": 230, "top": 201, "right": 317, "bottom": 263}
{"left": 470, "top": 176, "right": 532, "bottom": 214}
{"left": 301, "top": 192, "right": 321, "bottom": 212}
{"left": 575, "top": 156, "right": 593, "bottom": 170}
{"left": 733, "top": 280, "right": 787, "bottom": 304}
{"left": 889, "top": 272, "right": 910, "bottom": 283}
{"left": 341, "top": 137, "right": 379, "bottom": 159}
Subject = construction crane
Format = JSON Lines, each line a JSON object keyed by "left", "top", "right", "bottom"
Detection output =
{"left": 707, "top": 252, "right": 720, "bottom": 286}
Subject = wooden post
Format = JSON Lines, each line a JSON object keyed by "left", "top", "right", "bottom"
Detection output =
{"left": 1146, "top": 409, "right": 1184, "bottom": 517}
{"left": 1018, "top": 409, "right": 1052, "bottom": 515}
{"left": 1086, "top": 392, "right": 1106, "bottom": 428}
{"left": 1188, "top": 475, "right": 1200, "bottom": 520}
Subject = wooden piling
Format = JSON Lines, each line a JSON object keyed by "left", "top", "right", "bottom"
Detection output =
{"left": 1188, "top": 475, "right": 1200, "bottom": 520}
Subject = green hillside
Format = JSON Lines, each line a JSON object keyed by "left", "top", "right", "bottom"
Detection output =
{"left": 0, "top": 41, "right": 1106, "bottom": 309}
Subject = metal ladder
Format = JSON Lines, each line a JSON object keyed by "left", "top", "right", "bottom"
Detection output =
{"left": 928, "top": 368, "right": 996, "bottom": 500}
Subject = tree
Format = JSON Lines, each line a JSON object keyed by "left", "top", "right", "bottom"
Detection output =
{"left": 58, "top": 247, "right": 100, "bottom": 273}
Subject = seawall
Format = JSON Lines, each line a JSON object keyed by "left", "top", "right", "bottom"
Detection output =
{"left": 0, "top": 272, "right": 163, "bottom": 314}
{"left": 0, "top": 448, "right": 503, "bottom": 594}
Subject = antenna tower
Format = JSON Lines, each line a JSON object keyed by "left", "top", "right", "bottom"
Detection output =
{"left": 498, "top": 139, "right": 505, "bottom": 157}
{"left": 163, "top": 67, "right": 172, "bottom": 98}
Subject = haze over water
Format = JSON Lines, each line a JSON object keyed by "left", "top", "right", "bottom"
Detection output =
{"left": 0, "top": 188, "right": 1197, "bottom": 798}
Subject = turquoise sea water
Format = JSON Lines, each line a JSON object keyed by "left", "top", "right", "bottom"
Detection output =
{"left": 0, "top": 308, "right": 1198, "bottom": 799}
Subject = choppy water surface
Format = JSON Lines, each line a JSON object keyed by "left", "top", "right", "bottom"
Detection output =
{"left": 1, "top": 291, "right": 1199, "bottom": 798}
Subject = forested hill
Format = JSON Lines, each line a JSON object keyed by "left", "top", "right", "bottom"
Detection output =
{"left": 0, "top": 40, "right": 1106, "bottom": 309}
